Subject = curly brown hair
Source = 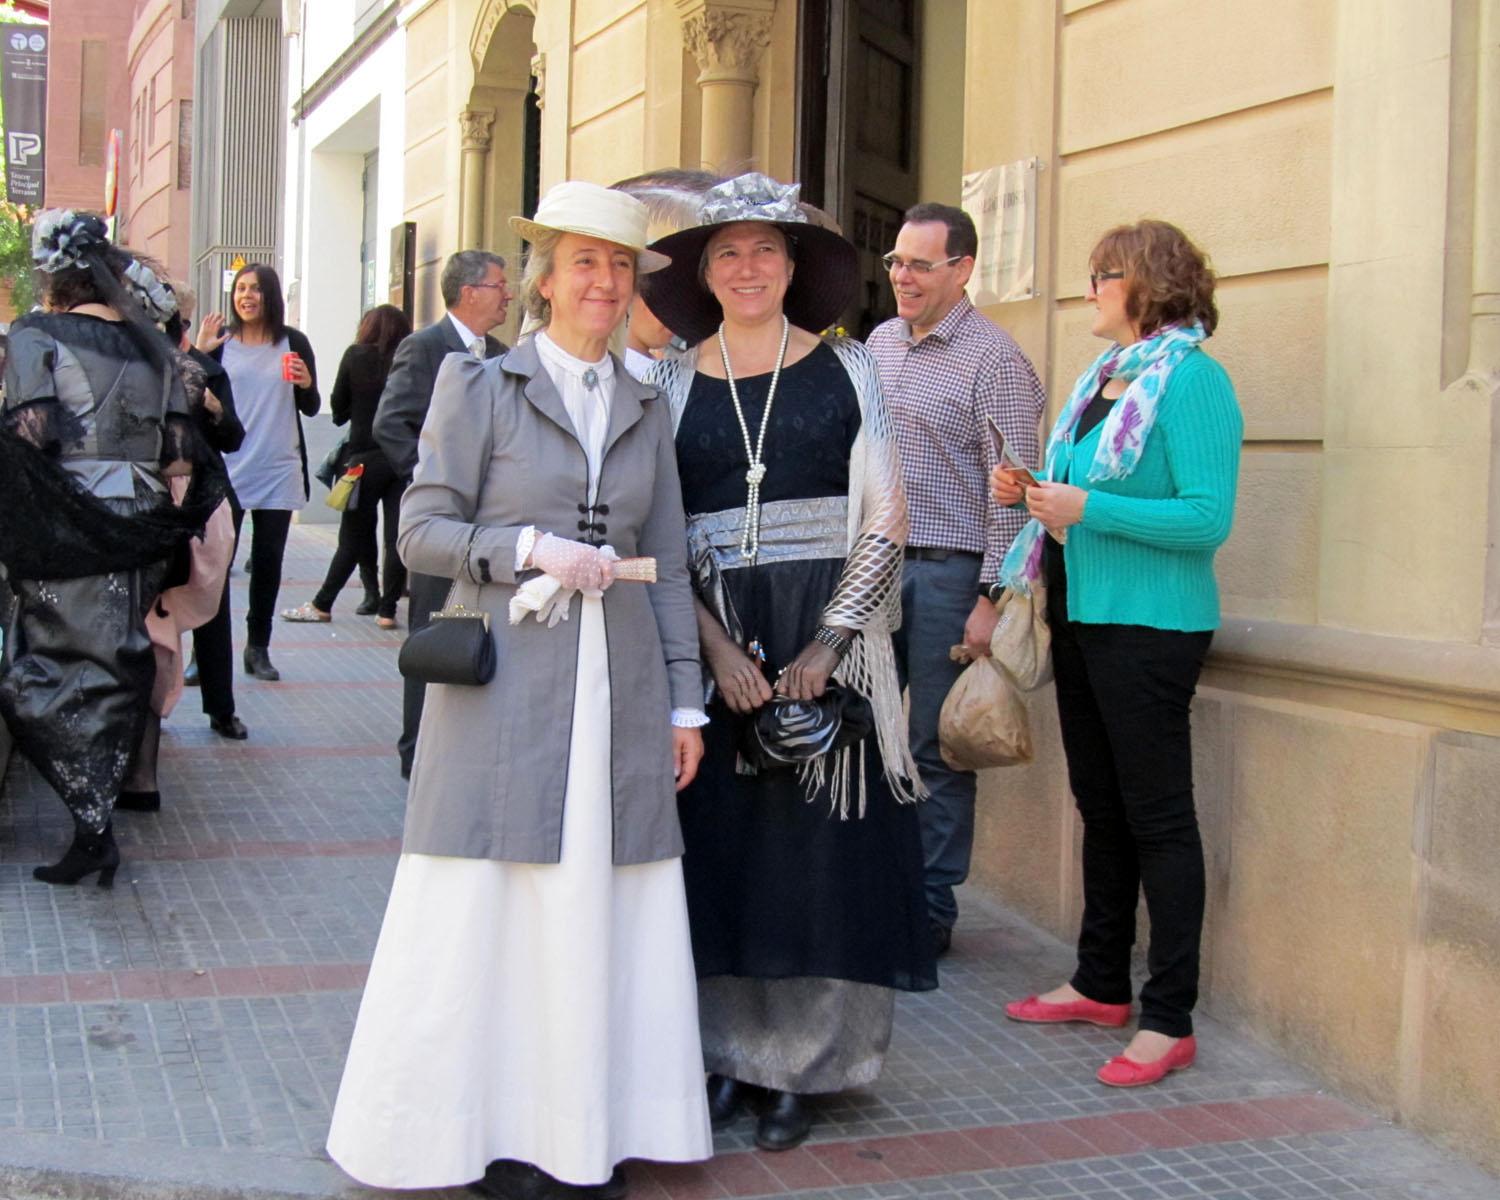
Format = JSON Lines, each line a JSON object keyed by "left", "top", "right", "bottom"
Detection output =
{"left": 1089, "top": 219, "right": 1218, "bottom": 338}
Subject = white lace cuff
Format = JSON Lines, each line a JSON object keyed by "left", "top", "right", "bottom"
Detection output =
{"left": 671, "top": 708, "right": 710, "bottom": 728}
{"left": 514, "top": 525, "right": 539, "bottom": 573}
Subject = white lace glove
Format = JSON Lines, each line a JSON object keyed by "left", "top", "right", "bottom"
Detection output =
{"left": 530, "top": 532, "right": 618, "bottom": 595}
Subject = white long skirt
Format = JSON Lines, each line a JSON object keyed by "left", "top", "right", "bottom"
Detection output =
{"left": 326, "top": 597, "right": 712, "bottom": 1189}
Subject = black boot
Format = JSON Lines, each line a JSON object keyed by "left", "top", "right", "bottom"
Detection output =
{"left": 243, "top": 645, "right": 280, "bottom": 681}
{"left": 356, "top": 566, "right": 380, "bottom": 615}
{"left": 470, "top": 1161, "right": 563, "bottom": 1200}
{"left": 183, "top": 652, "right": 200, "bottom": 687}
{"left": 582, "top": 1167, "right": 628, "bottom": 1200}
{"left": 34, "top": 822, "right": 120, "bottom": 888}
{"left": 755, "top": 1090, "right": 812, "bottom": 1151}
{"left": 707, "top": 1073, "right": 746, "bottom": 1129}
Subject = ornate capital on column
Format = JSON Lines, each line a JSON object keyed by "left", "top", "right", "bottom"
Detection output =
{"left": 530, "top": 51, "right": 547, "bottom": 111}
{"left": 675, "top": 0, "right": 775, "bottom": 84}
{"left": 459, "top": 108, "right": 497, "bottom": 153}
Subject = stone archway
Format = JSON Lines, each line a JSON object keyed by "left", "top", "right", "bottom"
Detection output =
{"left": 463, "top": 1, "right": 541, "bottom": 343}
{"left": 463, "top": 2, "right": 540, "bottom": 252}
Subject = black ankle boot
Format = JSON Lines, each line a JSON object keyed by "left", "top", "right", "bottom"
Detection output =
{"left": 243, "top": 645, "right": 280, "bottom": 681}
{"left": 115, "top": 790, "right": 162, "bottom": 813}
{"left": 182, "top": 652, "right": 200, "bottom": 687}
{"left": 355, "top": 592, "right": 381, "bottom": 616}
{"left": 471, "top": 1160, "right": 564, "bottom": 1200}
{"left": 755, "top": 1090, "right": 812, "bottom": 1151}
{"left": 34, "top": 822, "right": 120, "bottom": 888}
{"left": 706, "top": 1072, "right": 746, "bottom": 1129}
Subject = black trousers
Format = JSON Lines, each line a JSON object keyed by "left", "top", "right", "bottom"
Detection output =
{"left": 397, "top": 569, "right": 451, "bottom": 774}
{"left": 1050, "top": 596, "right": 1212, "bottom": 1038}
{"left": 312, "top": 457, "right": 406, "bottom": 618}
{"left": 190, "top": 571, "right": 237, "bottom": 722}
{"left": 232, "top": 502, "right": 293, "bottom": 649}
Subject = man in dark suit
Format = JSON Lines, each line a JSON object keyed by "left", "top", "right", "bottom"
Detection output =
{"left": 374, "top": 250, "right": 510, "bottom": 778}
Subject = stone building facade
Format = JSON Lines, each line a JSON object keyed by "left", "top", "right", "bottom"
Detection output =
{"left": 42, "top": 0, "right": 133, "bottom": 215}
{"left": 268, "top": 0, "right": 1500, "bottom": 1169}
{"left": 40, "top": 1, "right": 195, "bottom": 283}
{"left": 120, "top": 0, "right": 196, "bottom": 279}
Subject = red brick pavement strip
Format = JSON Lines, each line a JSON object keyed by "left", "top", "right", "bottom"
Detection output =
{"left": 160, "top": 742, "right": 393, "bottom": 758}
{"left": 0, "top": 932, "right": 1381, "bottom": 1176}
{"left": 255, "top": 639, "right": 399, "bottom": 650}
{"left": 0, "top": 962, "right": 372, "bottom": 1005}
{"left": 5, "top": 837, "right": 402, "bottom": 865}
{"left": 234, "top": 679, "right": 404, "bottom": 689}
{"left": 630, "top": 1095, "right": 1375, "bottom": 1197}
{"left": 121, "top": 836, "right": 403, "bottom": 861}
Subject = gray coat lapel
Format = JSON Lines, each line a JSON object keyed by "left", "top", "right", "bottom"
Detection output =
{"left": 603, "top": 357, "right": 649, "bottom": 459}
{"left": 503, "top": 338, "right": 582, "bottom": 445}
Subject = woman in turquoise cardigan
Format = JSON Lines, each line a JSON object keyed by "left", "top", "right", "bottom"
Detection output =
{"left": 991, "top": 220, "right": 1242, "bottom": 1088}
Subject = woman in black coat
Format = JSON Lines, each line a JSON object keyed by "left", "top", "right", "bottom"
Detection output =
{"left": 282, "top": 304, "right": 412, "bottom": 627}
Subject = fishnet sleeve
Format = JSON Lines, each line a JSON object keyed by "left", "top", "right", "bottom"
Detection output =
{"left": 821, "top": 339, "right": 907, "bottom": 632}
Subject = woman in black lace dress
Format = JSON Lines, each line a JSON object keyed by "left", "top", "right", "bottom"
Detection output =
{"left": 0, "top": 211, "right": 222, "bottom": 886}
{"left": 643, "top": 174, "right": 935, "bottom": 1152}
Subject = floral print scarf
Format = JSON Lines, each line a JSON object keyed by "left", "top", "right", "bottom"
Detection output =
{"left": 1001, "top": 320, "right": 1206, "bottom": 591}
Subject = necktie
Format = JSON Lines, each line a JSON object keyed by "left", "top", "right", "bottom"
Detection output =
{"left": 470, "top": 339, "right": 486, "bottom": 360}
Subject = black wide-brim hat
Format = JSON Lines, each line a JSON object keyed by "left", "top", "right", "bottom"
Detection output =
{"left": 639, "top": 173, "right": 859, "bottom": 346}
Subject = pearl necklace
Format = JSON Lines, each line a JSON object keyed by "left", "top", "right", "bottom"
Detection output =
{"left": 718, "top": 316, "right": 790, "bottom": 563}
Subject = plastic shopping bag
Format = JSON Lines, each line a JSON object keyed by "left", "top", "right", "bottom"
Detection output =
{"left": 938, "top": 645, "right": 1033, "bottom": 770}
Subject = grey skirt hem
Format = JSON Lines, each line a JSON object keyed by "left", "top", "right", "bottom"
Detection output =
{"left": 698, "top": 975, "right": 894, "bottom": 1094}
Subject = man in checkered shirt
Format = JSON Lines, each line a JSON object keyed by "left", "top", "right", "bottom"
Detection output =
{"left": 867, "top": 202, "right": 1045, "bottom": 957}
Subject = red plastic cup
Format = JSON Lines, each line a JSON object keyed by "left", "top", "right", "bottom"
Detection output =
{"left": 282, "top": 352, "right": 301, "bottom": 382}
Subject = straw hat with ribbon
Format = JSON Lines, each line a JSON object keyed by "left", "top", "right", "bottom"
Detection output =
{"left": 509, "top": 181, "right": 671, "bottom": 274}
{"left": 639, "top": 172, "right": 858, "bottom": 345}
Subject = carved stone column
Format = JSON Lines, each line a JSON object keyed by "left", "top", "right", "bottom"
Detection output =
{"left": 675, "top": 0, "right": 775, "bottom": 174}
{"left": 459, "top": 108, "right": 496, "bottom": 249}
{"left": 530, "top": 52, "right": 547, "bottom": 111}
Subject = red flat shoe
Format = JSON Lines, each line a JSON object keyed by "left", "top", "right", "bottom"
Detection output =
{"left": 1005, "top": 994, "right": 1132, "bottom": 1028}
{"left": 1096, "top": 1035, "right": 1196, "bottom": 1087}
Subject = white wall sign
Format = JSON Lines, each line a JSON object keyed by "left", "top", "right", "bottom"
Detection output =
{"left": 962, "top": 158, "right": 1039, "bottom": 305}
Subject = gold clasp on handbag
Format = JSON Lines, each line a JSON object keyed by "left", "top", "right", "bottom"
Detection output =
{"left": 431, "top": 603, "right": 490, "bottom": 632}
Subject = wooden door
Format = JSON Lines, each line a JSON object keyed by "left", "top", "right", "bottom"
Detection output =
{"left": 798, "top": 0, "right": 920, "bottom": 337}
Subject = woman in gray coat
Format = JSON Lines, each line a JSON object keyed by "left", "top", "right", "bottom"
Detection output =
{"left": 326, "top": 183, "right": 712, "bottom": 1200}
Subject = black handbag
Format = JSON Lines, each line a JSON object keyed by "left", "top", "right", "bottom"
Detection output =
{"left": 738, "top": 683, "right": 873, "bottom": 770}
{"left": 397, "top": 604, "right": 496, "bottom": 685}
{"left": 396, "top": 532, "right": 497, "bottom": 686}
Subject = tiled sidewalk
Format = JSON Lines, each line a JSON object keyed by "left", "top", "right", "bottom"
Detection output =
{"left": 0, "top": 526, "right": 1495, "bottom": 1200}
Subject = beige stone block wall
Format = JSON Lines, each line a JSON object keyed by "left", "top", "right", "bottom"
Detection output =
{"left": 1211, "top": 271, "right": 1328, "bottom": 441}
{"left": 1321, "top": 446, "right": 1492, "bottom": 640}
{"left": 1054, "top": 97, "right": 1333, "bottom": 296}
{"left": 403, "top": 0, "right": 465, "bottom": 322}
{"left": 1206, "top": 702, "right": 1424, "bottom": 1099}
{"left": 1058, "top": 0, "right": 1333, "bottom": 154}
{"left": 965, "top": 0, "right": 1500, "bottom": 1175}
{"left": 1416, "top": 733, "right": 1500, "bottom": 1156}
{"left": 971, "top": 688, "right": 1074, "bottom": 935}
{"left": 569, "top": 4, "right": 649, "bottom": 183}
{"left": 1218, "top": 451, "right": 1322, "bottom": 624}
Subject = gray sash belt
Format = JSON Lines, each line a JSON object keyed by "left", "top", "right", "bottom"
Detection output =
{"left": 686, "top": 496, "right": 848, "bottom": 574}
